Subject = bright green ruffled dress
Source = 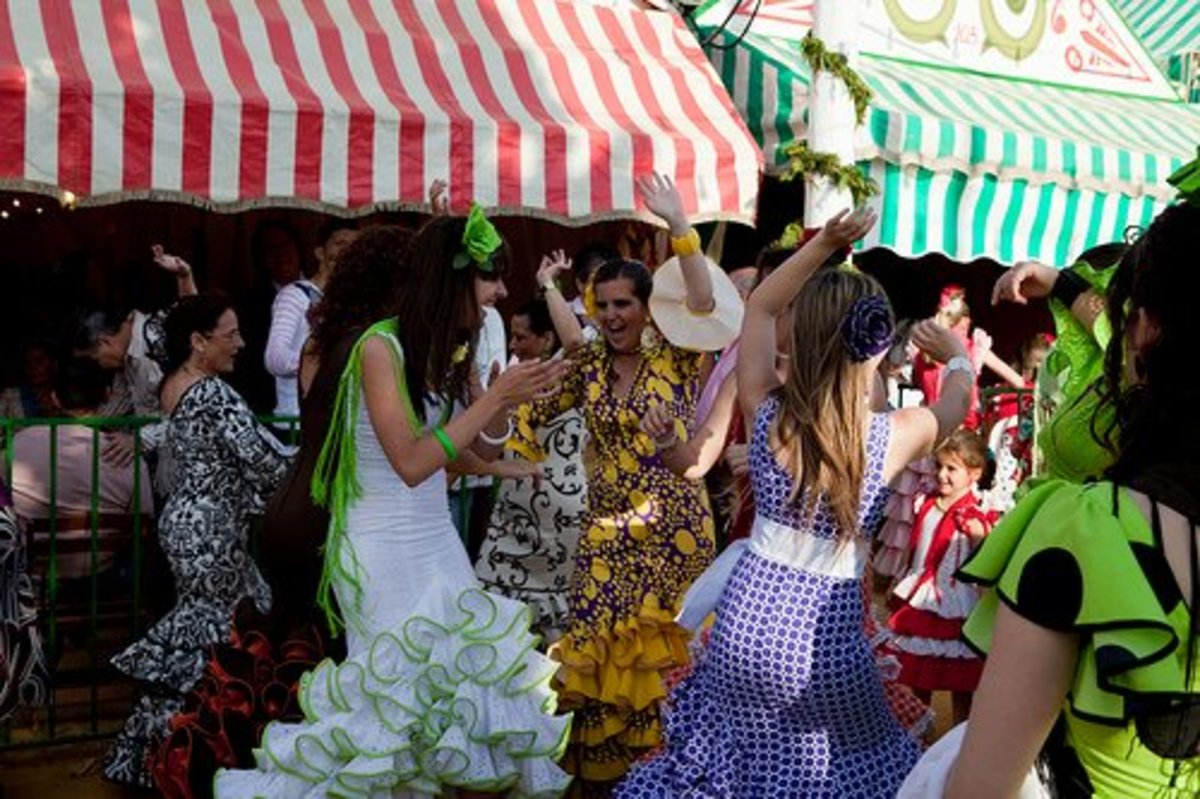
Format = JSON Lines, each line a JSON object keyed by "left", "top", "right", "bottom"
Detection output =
{"left": 960, "top": 481, "right": 1200, "bottom": 797}
{"left": 1034, "top": 260, "right": 1118, "bottom": 483}
{"left": 215, "top": 320, "right": 571, "bottom": 798}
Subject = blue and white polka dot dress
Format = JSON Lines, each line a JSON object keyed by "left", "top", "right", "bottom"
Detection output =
{"left": 616, "top": 395, "right": 921, "bottom": 798}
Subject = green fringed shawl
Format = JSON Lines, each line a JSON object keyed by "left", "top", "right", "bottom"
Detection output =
{"left": 310, "top": 319, "right": 427, "bottom": 634}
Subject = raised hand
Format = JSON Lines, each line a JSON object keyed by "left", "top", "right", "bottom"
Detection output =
{"left": 636, "top": 173, "right": 688, "bottom": 234}
{"left": 910, "top": 318, "right": 967, "bottom": 365}
{"left": 818, "top": 207, "right": 877, "bottom": 250}
{"left": 428, "top": 179, "right": 449, "bottom": 216}
{"left": 971, "top": 328, "right": 993, "bottom": 372}
{"left": 486, "top": 357, "right": 570, "bottom": 409}
{"left": 536, "top": 249, "right": 572, "bottom": 288}
{"left": 151, "top": 244, "right": 191, "bottom": 278}
{"left": 991, "top": 260, "right": 1058, "bottom": 306}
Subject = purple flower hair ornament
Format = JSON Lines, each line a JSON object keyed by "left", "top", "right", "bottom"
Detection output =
{"left": 840, "top": 294, "right": 894, "bottom": 363}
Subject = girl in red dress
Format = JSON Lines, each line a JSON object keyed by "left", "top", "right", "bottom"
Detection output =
{"left": 887, "top": 429, "right": 992, "bottom": 726}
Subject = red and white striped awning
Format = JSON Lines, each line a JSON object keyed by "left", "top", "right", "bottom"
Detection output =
{"left": 0, "top": 0, "right": 762, "bottom": 223}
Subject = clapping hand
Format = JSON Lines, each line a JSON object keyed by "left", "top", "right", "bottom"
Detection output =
{"left": 724, "top": 442, "right": 749, "bottom": 478}
{"left": 818, "top": 207, "right": 877, "bottom": 250}
{"left": 640, "top": 402, "right": 680, "bottom": 451}
{"left": 151, "top": 244, "right": 191, "bottom": 278}
{"left": 486, "top": 357, "right": 570, "bottom": 409}
{"left": 536, "top": 250, "right": 572, "bottom": 289}
{"left": 636, "top": 173, "right": 688, "bottom": 234}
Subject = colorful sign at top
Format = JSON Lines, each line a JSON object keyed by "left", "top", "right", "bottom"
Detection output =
{"left": 694, "top": 0, "right": 1180, "bottom": 100}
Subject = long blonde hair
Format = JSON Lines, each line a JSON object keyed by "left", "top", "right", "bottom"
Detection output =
{"left": 775, "top": 268, "right": 893, "bottom": 539}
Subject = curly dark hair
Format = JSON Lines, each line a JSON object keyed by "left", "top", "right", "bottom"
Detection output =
{"left": 308, "top": 225, "right": 415, "bottom": 366}
{"left": 1102, "top": 202, "right": 1200, "bottom": 492}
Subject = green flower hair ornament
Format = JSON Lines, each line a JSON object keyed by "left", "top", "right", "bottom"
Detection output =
{"left": 1167, "top": 147, "right": 1200, "bottom": 207}
{"left": 451, "top": 203, "right": 503, "bottom": 271}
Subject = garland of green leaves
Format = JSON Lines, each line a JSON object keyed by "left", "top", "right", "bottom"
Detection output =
{"left": 782, "top": 140, "right": 878, "bottom": 208}
{"left": 800, "top": 33, "right": 872, "bottom": 126}
{"left": 777, "top": 32, "right": 879, "bottom": 243}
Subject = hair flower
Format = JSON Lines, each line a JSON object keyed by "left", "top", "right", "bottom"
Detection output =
{"left": 840, "top": 294, "right": 894, "bottom": 363}
{"left": 451, "top": 342, "right": 470, "bottom": 365}
{"left": 451, "top": 203, "right": 503, "bottom": 271}
{"left": 583, "top": 276, "right": 598, "bottom": 319}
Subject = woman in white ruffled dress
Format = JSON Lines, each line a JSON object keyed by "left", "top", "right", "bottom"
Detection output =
{"left": 215, "top": 216, "right": 573, "bottom": 798}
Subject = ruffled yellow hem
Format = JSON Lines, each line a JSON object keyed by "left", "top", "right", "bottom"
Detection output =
{"left": 550, "top": 596, "right": 691, "bottom": 749}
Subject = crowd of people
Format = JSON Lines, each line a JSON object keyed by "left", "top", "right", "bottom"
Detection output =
{"left": 1, "top": 164, "right": 1199, "bottom": 799}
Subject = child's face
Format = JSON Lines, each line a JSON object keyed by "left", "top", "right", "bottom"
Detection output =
{"left": 936, "top": 451, "right": 980, "bottom": 500}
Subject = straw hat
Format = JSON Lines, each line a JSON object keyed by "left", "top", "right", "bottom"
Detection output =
{"left": 649, "top": 255, "right": 744, "bottom": 352}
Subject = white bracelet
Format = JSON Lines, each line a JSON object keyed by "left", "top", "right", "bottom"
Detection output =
{"left": 944, "top": 355, "right": 975, "bottom": 380}
{"left": 479, "top": 420, "right": 514, "bottom": 447}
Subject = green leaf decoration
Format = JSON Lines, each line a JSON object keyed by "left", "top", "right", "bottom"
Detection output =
{"left": 780, "top": 140, "right": 879, "bottom": 207}
{"left": 1167, "top": 146, "right": 1200, "bottom": 208}
{"left": 459, "top": 203, "right": 503, "bottom": 271}
{"left": 801, "top": 34, "right": 873, "bottom": 126}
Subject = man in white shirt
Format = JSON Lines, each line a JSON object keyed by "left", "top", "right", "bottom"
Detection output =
{"left": 264, "top": 220, "right": 358, "bottom": 422}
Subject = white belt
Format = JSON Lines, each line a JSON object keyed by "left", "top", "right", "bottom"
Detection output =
{"left": 748, "top": 515, "right": 865, "bottom": 580}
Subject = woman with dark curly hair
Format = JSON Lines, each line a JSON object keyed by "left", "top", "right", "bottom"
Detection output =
{"left": 256, "top": 223, "right": 416, "bottom": 641}
{"left": 149, "top": 227, "right": 417, "bottom": 799}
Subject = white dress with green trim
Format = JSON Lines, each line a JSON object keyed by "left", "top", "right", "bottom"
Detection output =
{"left": 959, "top": 480, "right": 1200, "bottom": 798}
{"left": 215, "top": 321, "right": 572, "bottom": 798}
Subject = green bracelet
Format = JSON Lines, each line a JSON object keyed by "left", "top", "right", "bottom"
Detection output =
{"left": 433, "top": 426, "right": 458, "bottom": 462}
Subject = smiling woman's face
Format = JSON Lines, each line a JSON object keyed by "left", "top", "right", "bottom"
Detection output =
{"left": 594, "top": 277, "right": 647, "bottom": 352}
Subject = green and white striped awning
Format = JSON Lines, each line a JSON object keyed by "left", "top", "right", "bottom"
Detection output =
{"left": 706, "top": 28, "right": 1200, "bottom": 266}
{"left": 1114, "top": 0, "right": 1200, "bottom": 68}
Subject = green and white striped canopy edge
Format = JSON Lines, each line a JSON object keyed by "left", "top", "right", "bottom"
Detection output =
{"left": 707, "top": 29, "right": 1200, "bottom": 266}
{"left": 1113, "top": 0, "right": 1200, "bottom": 69}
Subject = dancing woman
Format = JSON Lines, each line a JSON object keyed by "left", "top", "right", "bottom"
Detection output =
{"left": 149, "top": 227, "right": 419, "bottom": 798}
{"left": 617, "top": 208, "right": 973, "bottom": 798}
{"left": 216, "top": 209, "right": 573, "bottom": 798}
{"left": 937, "top": 199, "right": 1200, "bottom": 799}
{"left": 534, "top": 175, "right": 719, "bottom": 794}
{"left": 103, "top": 293, "right": 291, "bottom": 788}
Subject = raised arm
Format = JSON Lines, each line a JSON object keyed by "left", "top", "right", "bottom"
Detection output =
{"left": 637, "top": 174, "right": 713, "bottom": 313}
{"left": 992, "top": 260, "right": 1107, "bottom": 335}
{"left": 981, "top": 349, "right": 1026, "bottom": 389}
{"left": 537, "top": 250, "right": 586, "bottom": 352}
{"left": 361, "top": 336, "right": 568, "bottom": 488}
{"left": 738, "top": 208, "right": 876, "bottom": 415}
{"left": 884, "top": 320, "right": 973, "bottom": 482}
{"left": 152, "top": 244, "right": 198, "bottom": 297}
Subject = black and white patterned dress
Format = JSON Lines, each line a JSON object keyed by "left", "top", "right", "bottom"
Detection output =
{"left": 474, "top": 408, "right": 587, "bottom": 643}
{"left": 0, "top": 481, "right": 48, "bottom": 723}
{"left": 103, "top": 378, "right": 290, "bottom": 788}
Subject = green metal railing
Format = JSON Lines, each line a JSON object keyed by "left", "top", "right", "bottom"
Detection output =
{"left": 0, "top": 413, "right": 298, "bottom": 750}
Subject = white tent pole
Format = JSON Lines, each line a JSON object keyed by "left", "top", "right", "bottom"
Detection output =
{"left": 804, "top": 0, "right": 862, "bottom": 228}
